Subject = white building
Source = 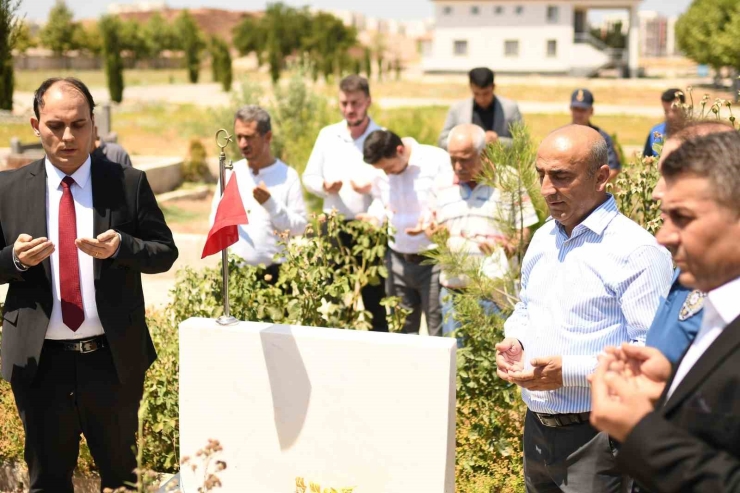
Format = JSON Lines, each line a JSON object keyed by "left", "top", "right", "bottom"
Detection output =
{"left": 423, "top": 0, "right": 641, "bottom": 77}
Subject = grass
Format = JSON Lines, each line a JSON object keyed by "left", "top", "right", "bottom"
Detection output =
{"left": 13, "top": 69, "right": 217, "bottom": 93}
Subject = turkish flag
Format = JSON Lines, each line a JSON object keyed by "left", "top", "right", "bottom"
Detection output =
{"left": 201, "top": 173, "right": 249, "bottom": 259}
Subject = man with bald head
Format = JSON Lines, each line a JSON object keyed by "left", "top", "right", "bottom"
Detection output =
{"left": 496, "top": 125, "right": 672, "bottom": 492}
{"left": 0, "top": 78, "right": 177, "bottom": 491}
{"left": 429, "top": 124, "right": 539, "bottom": 341}
{"left": 645, "top": 120, "right": 735, "bottom": 364}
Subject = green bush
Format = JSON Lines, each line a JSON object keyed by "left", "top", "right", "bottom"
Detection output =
{"left": 182, "top": 138, "right": 209, "bottom": 183}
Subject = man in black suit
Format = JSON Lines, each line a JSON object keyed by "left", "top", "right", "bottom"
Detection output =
{"left": 589, "top": 130, "right": 740, "bottom": 493}
{"left": 0, "top": 77, "right": 178, "bottom": 492}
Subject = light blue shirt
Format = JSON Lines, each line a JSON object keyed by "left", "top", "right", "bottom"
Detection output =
{"left": 504, "top": 196, "right": 673, "bottom": 414}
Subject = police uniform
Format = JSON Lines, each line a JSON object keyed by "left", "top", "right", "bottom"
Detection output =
{"left": 570, "top": 89, "right": 621, "bottom": 172}
{"left": 645, "top": 268, "right": 705, "bottom": 364}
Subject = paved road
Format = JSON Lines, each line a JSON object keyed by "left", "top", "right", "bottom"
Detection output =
{"left": 13, "top": 83, "right": 664, "bottom": 117}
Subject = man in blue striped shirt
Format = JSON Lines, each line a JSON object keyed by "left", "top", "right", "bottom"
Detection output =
{"left": 497, "top": 125, "right": 673, "bottom": 493}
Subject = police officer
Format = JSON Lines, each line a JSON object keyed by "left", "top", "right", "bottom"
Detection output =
{"left": 643, "top": 119, "right": 735, "bottom": 364}
{"left": 569, "top": 88, "right": 621, "bottom": 180}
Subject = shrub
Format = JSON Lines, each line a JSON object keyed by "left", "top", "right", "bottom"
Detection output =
{"left": 182, "top": 138, "right": 209, "bottom": 183}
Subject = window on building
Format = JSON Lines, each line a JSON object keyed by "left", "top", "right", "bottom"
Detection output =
{"left": 494, "top": 6, "right": 504, "bottom": 15}
{"left": 515, "top": 5, "right": 524, "bottom": 15}
{"left": 471, "top": 6, "right": 480, "bottom": 15}
{"left": 504, "top": 40, "right": 519, "bottom": 57}
{"left": 454, "top": 40, "right": 468, "bottom": 56}
{"left": 443, "top": 6, "right": 453, "bottom": 15}
{"left": 547, "top": 39, "right": 557, "bottom": 57}
{"left": 547, "top": 6, "right": 559, "bottom": 23}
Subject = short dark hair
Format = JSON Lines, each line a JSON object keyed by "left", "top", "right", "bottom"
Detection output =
{"left": 363, "top": 130, "right": 403, "bottom": 165}
{"left": 33, "top": 77, "right": 96, "bottom": 120}
{"left": 661, "top": 88, "right": 686, "bottom": 104}
{"left": 669, "top": 119, "right": 734, "bottom": 143}
{"left": 662, "top": 131, "right": 740, "bottom": 211}
{"left": 468, "top": 67, "right": 494, "bottom": 88}
{"left": 339, "top": 74, "right": 370, "bottom": 97}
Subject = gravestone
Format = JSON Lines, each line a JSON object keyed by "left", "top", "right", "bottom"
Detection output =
{"left": 179, "top": 318, "right": 456, "bottom": 492}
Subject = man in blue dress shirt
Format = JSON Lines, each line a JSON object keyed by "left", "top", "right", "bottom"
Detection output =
{"left": 644, "top": 120, "right": 735, "bottom": 363}
{"left": 496, "top": 125, "right": 673, "bottom": 493}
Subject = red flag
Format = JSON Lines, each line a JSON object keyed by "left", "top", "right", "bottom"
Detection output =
{"left": 201, "top": 173, "right": 249, "bottom": 259}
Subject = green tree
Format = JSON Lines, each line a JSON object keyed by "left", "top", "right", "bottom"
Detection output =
{"left": 118, "top": 18, "right": 149, "bottom": 62}
{"left": 174, "top": 10, "right": 204, "bottom": 83}
{"left": 363, "top": 46, "right": 372, "bottom": 78}
{"left": 0, "top": 0, "right": 21, "bottom": 110}
{"left": 301, "top": 12, "right": 357, "bottom": 81}
{"left": 144, "top": 12, "right": 177, "bottom": 67}
{"left": 72, "top": 22, "right": 102, "bottom": 56}
{"left": 676, "top": 0, "right": 737, "bottom": 84}
{"left": 99, "top": 15, "right": 124, "bottom": 103}
{"left": 39, "top": 0, "right": 77, "bottom": 58}
{"left": 13, "top": 19, "right": 35, "bottom": 54}
{"left": 209, "top": 36, "right": 232, "bottom": 92}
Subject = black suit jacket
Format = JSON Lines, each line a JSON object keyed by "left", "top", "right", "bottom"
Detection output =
{"left": 618, "top": 315, "right": 740, "bottom": 493}
{"left": 0, "top": 157, "right": 178, "bottom": 385}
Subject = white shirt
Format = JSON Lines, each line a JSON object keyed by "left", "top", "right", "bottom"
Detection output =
{"left": 45, "top": 156, "right": 105, "bottom": 340}
{"left": 302, "top": 118, "right": 383, "bottom": 218}
{"left": 667, "top": 275, "right": 740, "bottom": 400}
{"left": 210, "top": 158, "right": 307, "bottom": 267}
{"left": 433, "top": 177, "right": 540, "bottom": 289}
{"left": 368, "top": 138, "right": 454, "bottom": 254}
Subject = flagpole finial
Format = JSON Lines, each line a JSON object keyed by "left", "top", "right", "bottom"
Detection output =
{"left": 215, "top": 128, "right": 233, "bottom": 151}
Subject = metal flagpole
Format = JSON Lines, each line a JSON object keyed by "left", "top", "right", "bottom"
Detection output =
{"left": 215, "top": 129, "right": 238, "bottom": 326}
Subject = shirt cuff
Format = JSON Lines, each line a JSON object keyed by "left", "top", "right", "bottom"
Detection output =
{"left": 112, "top": 232, "right": 122, "bottom": 258}
{"left": 12, "top": 249, "right": 29, "bottom": 271}
{"left": 561, "top": 355, "right": 597, "bottom": 387}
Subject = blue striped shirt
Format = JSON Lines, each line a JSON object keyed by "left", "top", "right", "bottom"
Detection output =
{"left": 504, "top": 195, "right": 673, "bottom": 414}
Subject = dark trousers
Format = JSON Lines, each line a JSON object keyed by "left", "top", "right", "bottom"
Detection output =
{"left": 325, "top": 222, "right": 388, "bottom": 332}
{"left": 523, "top": 410, "right": 630, "bottom": 493}
{"left": 10, "top": 342, "right": 144, "bottom": 493}
{"left": 387, "top": 249, "right": 442, "bottom": 336}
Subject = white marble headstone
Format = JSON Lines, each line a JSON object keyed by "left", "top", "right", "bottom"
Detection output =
{"left": 179, "top": 318, "right": 456, "bottom": 493}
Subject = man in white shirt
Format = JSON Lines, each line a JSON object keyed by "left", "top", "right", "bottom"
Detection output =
{"left": 303, "top": 75, "right": 387, "bottom": 331}
{"left": 210, "top": 105, "right": 307, "bottom": 282}
{"left": 432, "top": 124, "right": 539, "bottom": 340}
{"left": 361, "top": 129, "right": 454, "bottom": 336}
{"left": 590, "top": 130, "right": 740, "bottom": 493}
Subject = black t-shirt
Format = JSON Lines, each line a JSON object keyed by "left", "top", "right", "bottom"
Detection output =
{"left": 472, "top": 101, "right": 495, "bottom": 132}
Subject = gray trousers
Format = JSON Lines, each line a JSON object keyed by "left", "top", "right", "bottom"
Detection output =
{"left": 387, "top": 250, "right": 442, "bottom": 336}
{"left": 523, "top": 410, "right": 631, "bottom": 493}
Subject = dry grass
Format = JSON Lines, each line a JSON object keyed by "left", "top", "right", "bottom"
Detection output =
{"left": 13, "top": 69, "right": 217, "bottom": 93}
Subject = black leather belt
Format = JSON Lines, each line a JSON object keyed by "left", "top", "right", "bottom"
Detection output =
{"left": 390, "top": 249, "right": 427, "bottom": 264}
{"left": 45, "top": 335, "right": 107, "bottom": 354}
{"left": 534, "top": 411, "right": 591, "bottom": 428}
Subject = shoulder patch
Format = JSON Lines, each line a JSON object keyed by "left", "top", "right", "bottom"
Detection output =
{"left": 679, "top": 290, "right": 706, "bottom": 321}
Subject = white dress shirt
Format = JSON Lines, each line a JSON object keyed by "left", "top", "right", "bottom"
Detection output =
{"left": 210, "top": 158, "right": 307, "bottom": 267}
{"left": 368, "top": 138, "right": 454, "bottom": 254}
{"left": 302, "top": 118, "right": 383, "bottom": 218}
{"left": 667, "top": 275, "right": 740, "bottom": 400}
{"left": 504, "top": 196, "right": 673, "bottom": 413}
{"left": 45, "top": 156, "right": 105, "bottom": 340}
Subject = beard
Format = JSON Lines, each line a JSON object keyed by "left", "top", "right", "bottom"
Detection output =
{"left": 347, "top": 113, "right": 368, "bottom": 127}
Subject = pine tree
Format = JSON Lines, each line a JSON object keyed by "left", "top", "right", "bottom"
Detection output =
{"left": 100, "top": 16, "right": 124, "bottom": 103}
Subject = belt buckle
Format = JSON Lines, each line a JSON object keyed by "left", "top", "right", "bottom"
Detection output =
{"left": 79, "top": 340, "right": 98, "bottom": 354}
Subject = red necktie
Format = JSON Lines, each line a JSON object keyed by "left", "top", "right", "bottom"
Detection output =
{"left": 59, "top": 176, "right": 84, "bottom": 331}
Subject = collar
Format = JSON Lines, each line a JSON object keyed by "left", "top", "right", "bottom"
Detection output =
{"left": 556, "top": 194, "right": 617, "bottom": 237}
{"left": 473, "top": 97, "right": 496, "bottom": 111}
{"left": 706, "top": 276, "right": 740, "bottom": 326}
{"left": 402, "top": 137, "right": 421, "bottom": 172}
{"left": 588, "top": 122, "right": 600, "bottom": 132}
{"left": 341, "top": 117, "right": 380, "bottom": 143}
{"left": 246, "top": 158, "right": 280, "bottom": 176}
{"left": 45, "top": 154, "right": 92, "bottom": 191}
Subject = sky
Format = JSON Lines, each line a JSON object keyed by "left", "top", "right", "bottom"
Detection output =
{"left": 23, "top": 0, "right": 693, "bottom": 23}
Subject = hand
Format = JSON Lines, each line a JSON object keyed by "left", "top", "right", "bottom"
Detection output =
{"left": 479, "top": 236, "right": 516, "bottom": 257}
{"left": 485, "top": 130, "right": 499, "bottom": 144}
{"left": 323, "top": 180, "right": 343, "bottom": 194}
{"left": 14, "top": 234, "right": 54, "bottom": 267}
{"left": 350, "top": 180, "right": 372, "bottom": 195}
{"left": 253, "top": 181, "right": 271, "bottom": 205}
{"left": 355, "top": 213, "right": 380, "bottom": 228}
{"left": 590, "top": 355, "right": 655, "bottom": 442}
{"left": 75, "top": 230, "right": 121, "bottom": 260}
{"left": 496, "top": 337, "right": 525, "bottom": 381}
{"left": 508, "top": 355, "right": 563, "bottom": 391}
{"left": 602, "top": 344, "right": 672, "bottom": 404}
